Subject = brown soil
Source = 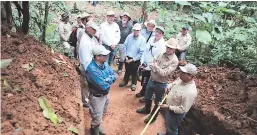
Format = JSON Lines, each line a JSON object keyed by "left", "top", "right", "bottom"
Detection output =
{"left": 1, "top": 32, "right": 84, "bottom": 135}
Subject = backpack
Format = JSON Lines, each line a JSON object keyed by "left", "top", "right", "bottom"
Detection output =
{"left": 69, "top": 25, "right": 83, "bottom": 47}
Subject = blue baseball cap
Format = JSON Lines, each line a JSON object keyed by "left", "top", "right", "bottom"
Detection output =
{"left": 182, "top": 26, "right": 189, "bottom": 30}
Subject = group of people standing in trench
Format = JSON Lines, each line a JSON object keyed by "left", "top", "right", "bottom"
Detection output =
{"left": 58, "top": 10, "right": 197, "bottom": 135}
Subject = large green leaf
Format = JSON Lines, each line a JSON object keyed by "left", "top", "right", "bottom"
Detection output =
{"left": 234, "top": 34, "right": 248, "bottom": 42}
{"left": 218, "top": 2, "right": 228, "bottom": 7}
{"left": 193, "top": 14, "right": 206, "bottom": 23}
{"left": 1, "top": 59, "right": 13, "bottom": 68}
{"left": 46, "top": 24, "right": 57, "bottom": 36}
{"left": 175, "top": 1, "right": 191, "bottom": 6}
{"left": 196, "top": 30, "right": 212, "bottom": 44}
{"left": 202, "top": 13, "right": 213, "bottom": 23}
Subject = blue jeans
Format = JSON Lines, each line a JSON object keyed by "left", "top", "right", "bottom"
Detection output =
{"left": 144, "top": 79, "right": 167, "bottom": 104}
{"left": 165, "top": 110, "right": 186, "bottom": 135}
{"left": 103, "top": 44, "right": 115, "bottom": 65}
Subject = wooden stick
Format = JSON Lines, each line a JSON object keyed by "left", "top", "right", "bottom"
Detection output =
{"left": 140, "top": 94, "right": 169, "bottom": 135}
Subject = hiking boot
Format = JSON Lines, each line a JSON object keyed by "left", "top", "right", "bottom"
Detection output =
{"left": 144, "top": 104, "right": 159, "bottom": 123}
{"left": 90, "top": 126, "right": 100, "bottom": 135}
{"left": 99, "top": 125, "right": 106, "bottom": 135}
{"left": 83, "top": 98, "right": 90, "bottom": 108}
{"left": 157, "top": 132, "right": 166, "bottom": 135}
{"left": 144, "top": 114, "right": 157, "bottom": 124}
{"left": 136, "top": 92, "right": 144, "bottom": 98}
{"left": 131, "top": 84, "right": 137, "bottom": 91}
{"left": 137, "top": 75, "right": 142, "bottom": 82}
{"left": 119, "top": 82, "right": 128, "bottom": 87}
{"left": 139, "top": 97, "right": 146, "bottom": 103}
{"left": 136, "top": 100, "right": 152, "bottom": 114}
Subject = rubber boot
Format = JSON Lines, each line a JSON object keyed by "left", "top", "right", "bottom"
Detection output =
{"left": 136, "top": 100, "right": 152, "bottom": 114}
{"left": 144, "top": 104, "right": 159, "bottom": 123}
{"left": 99, "top": 125, "right": 106, "bottom": 135}
{"left": 90, "top": 125, "right": 100, "bottom": 135}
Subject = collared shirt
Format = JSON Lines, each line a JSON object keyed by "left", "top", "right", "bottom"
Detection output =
{"left": 58, "top": 21, "right": 72, "bottom": 42}
{"left": 166, "top": 79, "right": 197, "bottom": 114}
{"left": 140, "top": 37, "right": 166, "bottom": 70}
{"left": 176, "top": 33, "right": 192, "bottom": 51}
{"left": 79, "top": 32, "right": 99, "bottom": 71}
{"left": 124, "top": 33, "right": 146, "bottom": 61}
{"left": 100, "top": 21, "right": 121, "bottom": 46}
{"left": 149, "top": 53, "right": 179, "bottom": 83}
{"left": 118, "top": 21, "right": 132, "bottom": 44}
{"left": 141, "top": 29, "right": 155, "bottom": 43}
{"left": 85, "top": 60, "right": 116, "bottom": 94}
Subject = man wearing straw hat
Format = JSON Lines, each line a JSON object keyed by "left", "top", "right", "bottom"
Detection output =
{"left": 100, "top": 11, "right": 121, "bottom": 66}
{"left": 119, "top": 23, "right": 146, "bottom": 91}
{"left": 136, "top": 38, "right": 179, "bottom": 124}
{"left": 116, "top": 12, "right": 133, "bottom": 75}
{"left": 141, "top": 19, "right": 156, "bottom": 43}
{"left": 58, "top": 12, "right": 73, "bottom": 56}
{"left": 157, "top": 63, "right": 198, "bottom": 135}
{"left": 136, "top": 26, "right": 166, "bottom": 101}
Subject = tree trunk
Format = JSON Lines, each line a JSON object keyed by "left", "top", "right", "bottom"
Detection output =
{"left": 42, "top": 1, "right": 49, "bottom": 43}
{"left": 141, "top": 1, "right": 147, "bottom": 28}
{"left": 22, "top": 1, "right": 29, "bottom": 34}
{"left": 2, "top": 1, "right": 12, "bottom": 28}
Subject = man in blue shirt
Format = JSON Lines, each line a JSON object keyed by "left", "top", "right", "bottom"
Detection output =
{"left": 85, "top": 45, "right": 116, "bottom": 135}
{"left": 119, "top": 23, "right": 146, "bottom": 91}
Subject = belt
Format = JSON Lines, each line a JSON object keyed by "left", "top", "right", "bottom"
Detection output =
{"left": 152, "top": 80, "right": 166, "bottom": 84}
{"left": 90, "top": 93, "right": 108, "bottom": 97}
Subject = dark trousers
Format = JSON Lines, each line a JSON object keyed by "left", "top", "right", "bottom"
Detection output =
{"left": 103, "top": 44, "right": 115, "bottom": 65}
{"left": 164, "top": 110, "right": 185, "bottom": 135}
{"left": 175, "top": 50, "right": 187, "bottom": 61}
{"left": 123, "top": 57, "right": 140, "bottom": 85}
{"left": 140, "top": 70, "right": 151, "bottom": 95}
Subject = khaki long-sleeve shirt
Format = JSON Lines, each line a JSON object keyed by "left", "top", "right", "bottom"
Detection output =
{"left": 58, "top": 21, "right": 72, "bottom": 42}
{"left": 149, "top": 53, "right": 178, "bottom": 83}
{"left": 176, "top": 33, "right": 192, "bottom": 51}
{"left": 166, "top": 79, "right": 197, "bottom": 114}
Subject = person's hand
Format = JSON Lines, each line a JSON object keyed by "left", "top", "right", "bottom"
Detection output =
{"left": 110, "top": 45, "right": 116, "bottom": 50}
{"left": 159, "top": 104, "right": 169, "bottom": 109}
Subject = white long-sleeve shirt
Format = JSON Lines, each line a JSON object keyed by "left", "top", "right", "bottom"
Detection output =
{"left": 176, "top": 33, "right": 192, "bottom": 51}
{"left": 140, "top": 37, "right": 166, "bottom": 70}
{"left": 79, "top": 33, "right": 99, "bottom": 71}
{"left": 58, "top": 21, "right": 72, "bottom": 42}
{"left": 100, "top": 21, "right": 120, "bottom": 46}
{"left": 166, "top": 79, "right": 197, "bottom": 114}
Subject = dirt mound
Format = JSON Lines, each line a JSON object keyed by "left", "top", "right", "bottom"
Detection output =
{"left": 179, "top": 67, "right": 257, "bottom": 135}
{"left": 1, "top": 34, "right": 84, "bottom": 135}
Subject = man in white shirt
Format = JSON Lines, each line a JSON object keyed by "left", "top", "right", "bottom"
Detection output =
{"left": 78, "top": 21, "right": 100, "bottom": 108}
{"left": 58, "top": 12, "right": 73, "bottom": 56}
{"left": 158, "top": 63, "right": 198, "bottom": 135}
{"left": 136, "top": 26, "right": 166, "bottom": 100}
{"left": 100, "top": 11, "right": 121, "bottom": 66}
{"left": 175, "top": 26, "right": 192, "bottom": 61}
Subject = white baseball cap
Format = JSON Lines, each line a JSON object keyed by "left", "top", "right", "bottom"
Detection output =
{"left": 132, "top": 23, "right": 142, "bottom": 30}
{"left": 92, "top": 45, "right": 110, "bottom": 56}
{"left": 179, "top": 63, "right": 198, "bottom": 75}
{"left": 107, "top": 11, "right": 115, "bottom": 16}
{"left": 86, "top": 21, "right": 99, "bottom": 31}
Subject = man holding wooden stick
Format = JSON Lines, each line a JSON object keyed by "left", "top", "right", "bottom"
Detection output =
{"left": 136, "top": 38, "right": 179, "bottom": 124}
{"left": 157, "top": 63, "right": 198, "bottom": 135}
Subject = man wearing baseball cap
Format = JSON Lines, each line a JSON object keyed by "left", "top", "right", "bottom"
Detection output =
{"left": 116, "top": 12, "right": 133, "bottom": 75}
{"left": 100, "top": 11, "right": 121, "bottom": 66}
{"left": 136, "top": 38, "right": 179, "bottom": 124}
{"left": 85, "top": 45, "right": 116, "bottom": 135}
{"left": 119, "top": 23, "right": 146, "bottom": 91}
{"left": 136, "top": 26, "right": 166, "bottom": 101}
{"left": 58, "top": 12, "right": 73, "bottom": 56}
{"left": 175, "top": 26, "right": 192, "bottom": 61}
{"left": 158, "top": 63, "right": 198, "bottom": 135}
{"left": 78, "top": 21, "right": 100, "bottom": 108}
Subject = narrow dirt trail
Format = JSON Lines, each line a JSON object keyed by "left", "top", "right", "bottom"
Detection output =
{"left": 84, "top": 72, "right": 165, "bottom": 135}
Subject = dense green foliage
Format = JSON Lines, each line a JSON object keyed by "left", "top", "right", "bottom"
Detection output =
{"left": 11, "top": 1, "right": 257, "bottom": 73}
